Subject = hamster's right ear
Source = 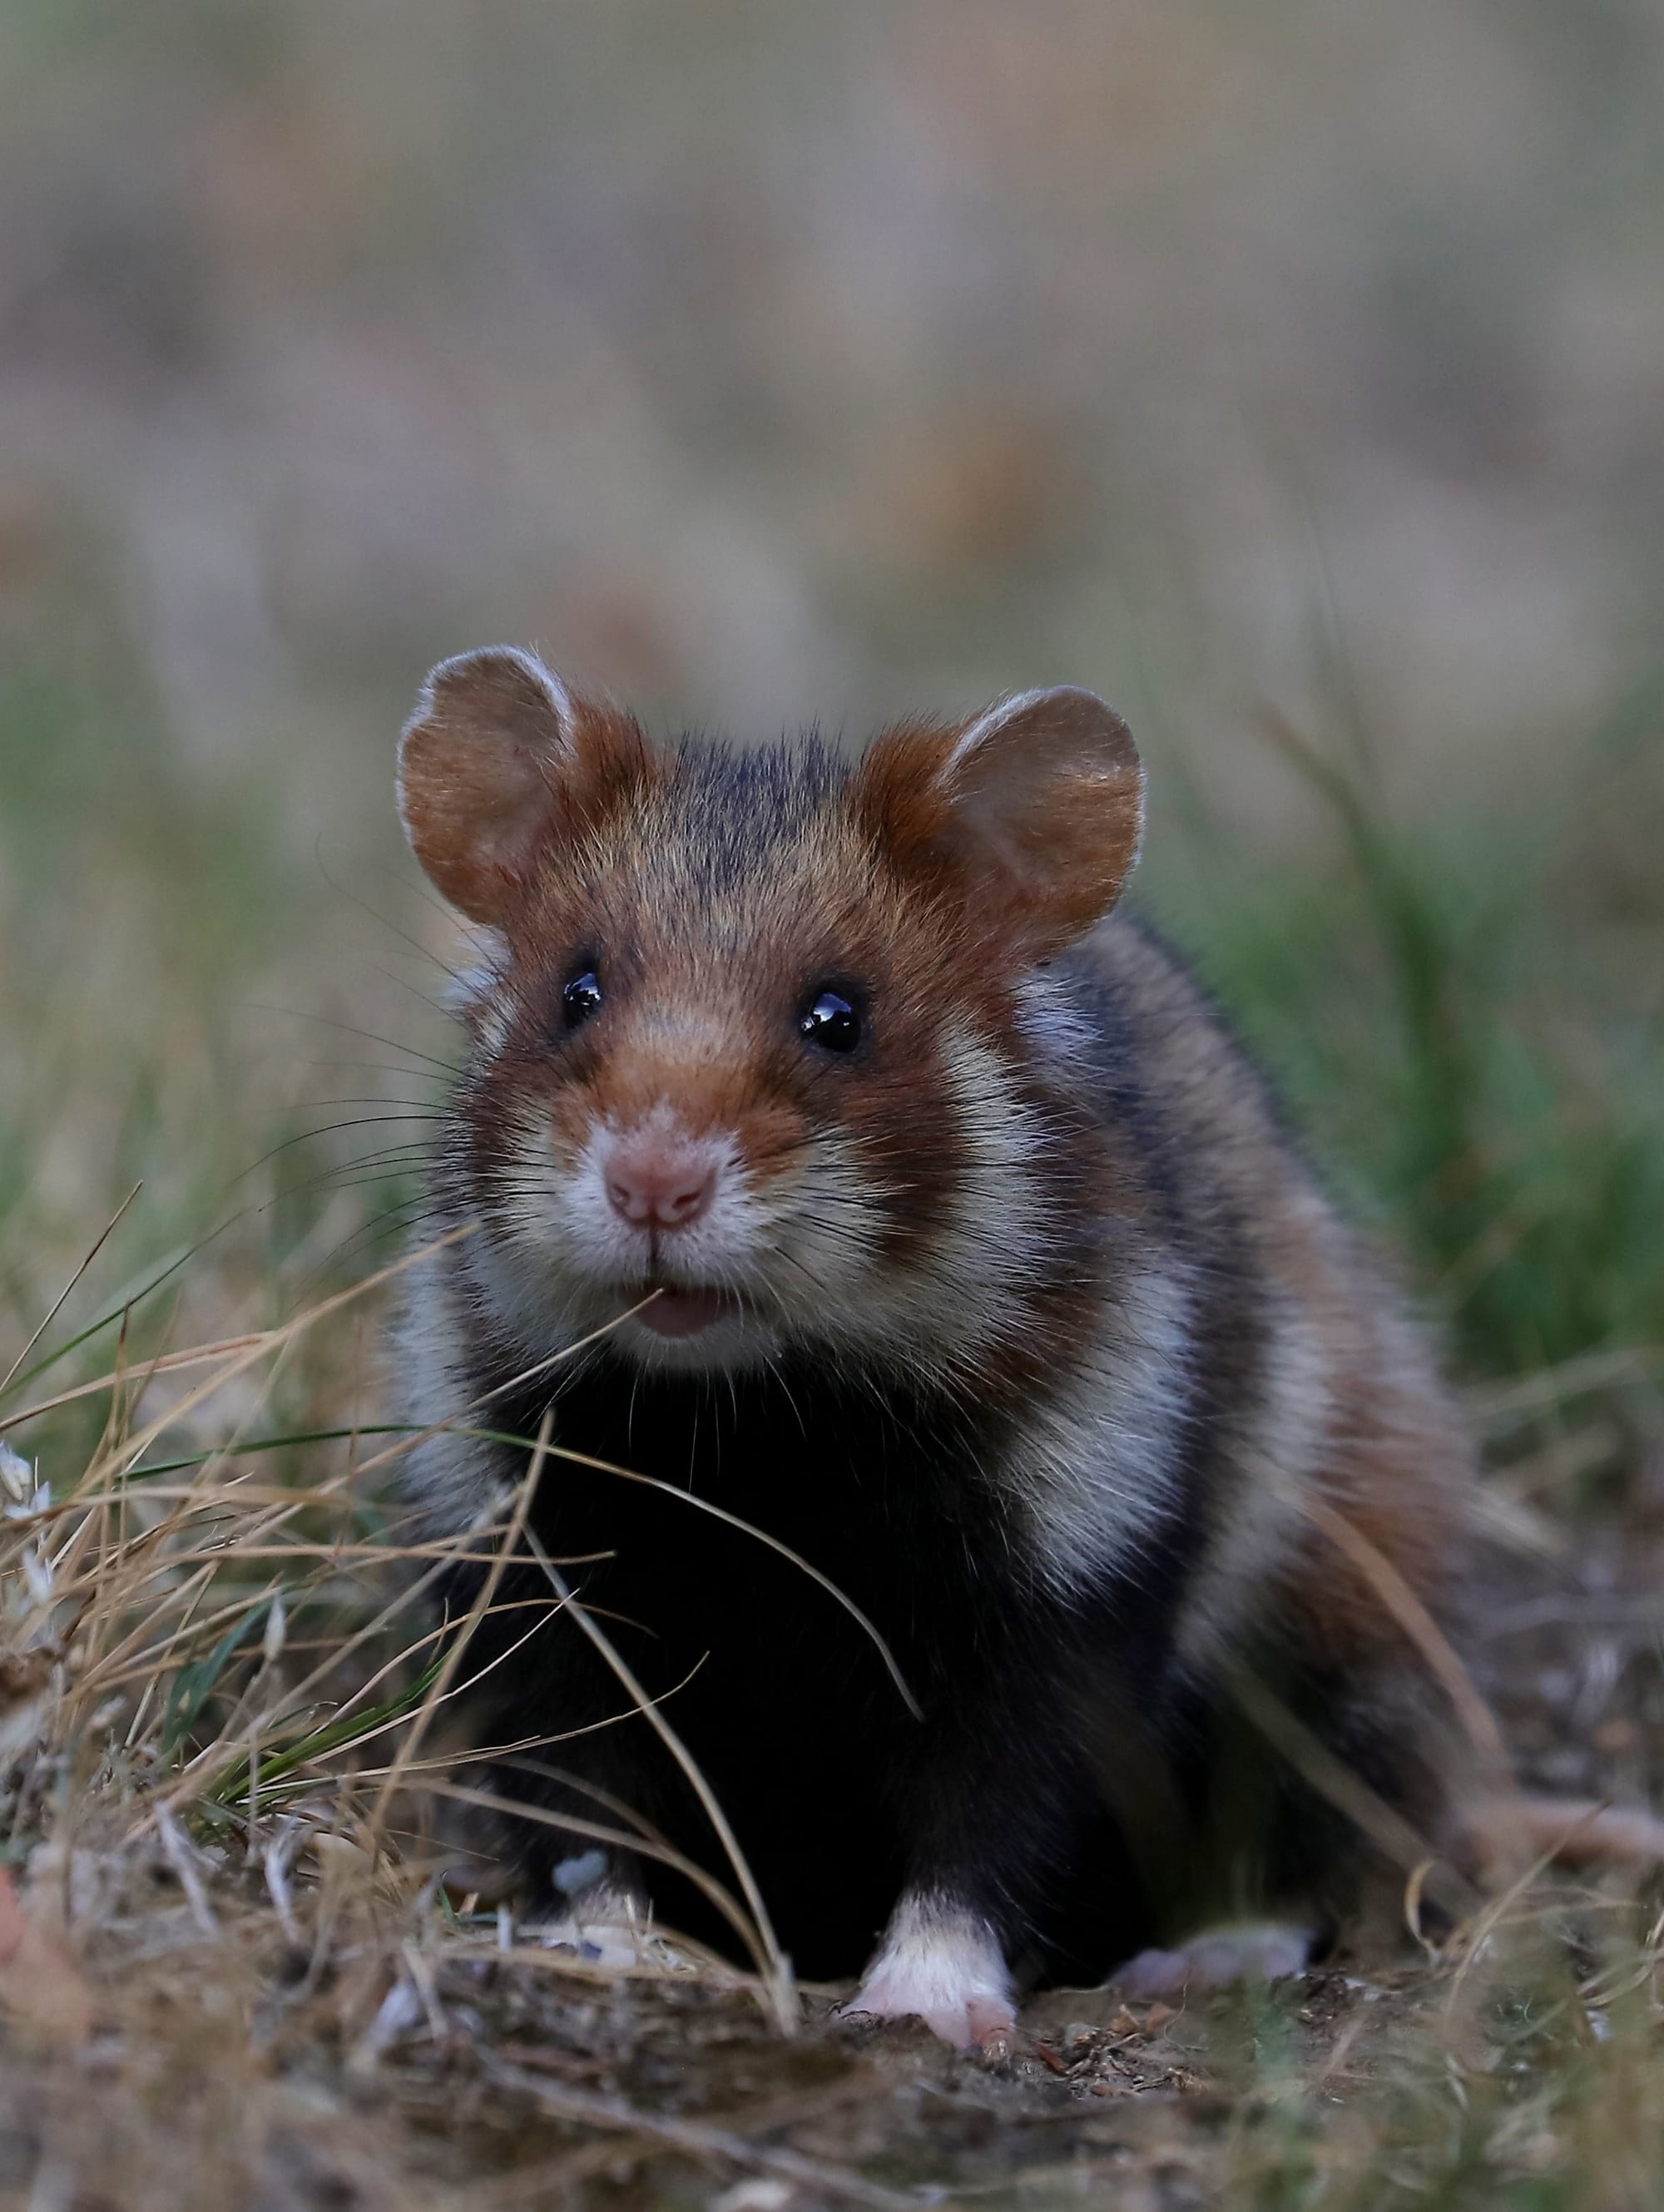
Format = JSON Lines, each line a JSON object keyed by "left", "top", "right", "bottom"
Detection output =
{"left": 854, "top": 686, "right": 1144, "bottom": 958}
{"left": 398, "top": 647, "right": 652, "bottom": 924}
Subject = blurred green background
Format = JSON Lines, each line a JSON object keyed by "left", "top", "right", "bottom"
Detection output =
{"left": 1, "top": 1, "right": 1661, "bottom": 1419}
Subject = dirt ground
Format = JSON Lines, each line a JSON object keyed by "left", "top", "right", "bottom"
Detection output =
{"left": 2, "top": 1507, "right": 1662, "bottom": 2212}
{"left": 0, "top": 1886, "right": 1462, "bottom": 2211}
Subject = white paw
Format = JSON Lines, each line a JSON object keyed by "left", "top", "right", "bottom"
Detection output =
{"left": 541, "top": 1916, "right": 656, "bottom": 1970}
{"left": 537, "top": 1882, "right": 686, "bottom": 1971}
{"left": 1112, "top": 1921, "right": 1314, "bottom": 1997}
{"left": 841, "top": 1894, "right": 1016, "bottom": 2054}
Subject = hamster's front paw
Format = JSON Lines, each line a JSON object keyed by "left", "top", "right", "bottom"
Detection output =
{"left": 840, "top": 1894, "right": 1016, "bottom": 2055}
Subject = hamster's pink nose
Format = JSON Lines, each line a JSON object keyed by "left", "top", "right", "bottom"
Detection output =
{"left": 605, "top": 1138, "right": 720, "bottom": 1229}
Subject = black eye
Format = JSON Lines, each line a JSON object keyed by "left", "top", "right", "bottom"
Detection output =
{"left": 799, "top": 987, "right": 862, "bottom": 1054}
{"left": 562, "top": 968, "right": 603, "bottom": 1030}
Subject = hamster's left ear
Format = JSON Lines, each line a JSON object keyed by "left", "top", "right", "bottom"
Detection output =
{"left": 854, "top": 686, "right": 1145, "bottom": 957}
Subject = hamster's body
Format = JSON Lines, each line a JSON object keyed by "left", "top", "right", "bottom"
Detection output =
{"left": 394, "top": 652, "right": 1470, "bottom": 2046}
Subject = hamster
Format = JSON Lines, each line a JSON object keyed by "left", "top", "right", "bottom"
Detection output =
{"left": 391, "top": 646, "right": 1477, "bottom": 2050}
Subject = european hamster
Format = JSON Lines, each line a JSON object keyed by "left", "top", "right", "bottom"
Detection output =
{"left": 393, "top": 646, "right": 1477, "bottom": 2048}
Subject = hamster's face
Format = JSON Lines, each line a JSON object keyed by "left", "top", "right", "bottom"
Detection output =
{"left": 399, "top": 651, "right": 1143, "bottom": 1378}
{"left": 458, "top": 750, "right": 1042, "bottom": 1375}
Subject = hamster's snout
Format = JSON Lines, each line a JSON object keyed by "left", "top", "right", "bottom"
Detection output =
{"left": 602, "top": 1131, "right": 721, "bottom": 1230}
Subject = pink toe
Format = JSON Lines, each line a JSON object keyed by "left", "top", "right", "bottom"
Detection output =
{"left": 966, "top": 1995, "right": 1017, "bottom": 2058}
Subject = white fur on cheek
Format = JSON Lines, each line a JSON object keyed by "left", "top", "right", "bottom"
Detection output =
{"left": 761, "top": 1027, "right": 1056, "bottom": 1386}
{"left": 844, "top": 1893, "right": 1015, "bottom": 2051}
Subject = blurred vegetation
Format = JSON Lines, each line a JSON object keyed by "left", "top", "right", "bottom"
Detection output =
{"left": 1165, "top": 699, "right": 1664, "bottom": 1384}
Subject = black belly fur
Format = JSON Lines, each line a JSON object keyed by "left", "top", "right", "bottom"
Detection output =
{"left": 431, "top": 1346, "right": 1209, "bottom": 1980}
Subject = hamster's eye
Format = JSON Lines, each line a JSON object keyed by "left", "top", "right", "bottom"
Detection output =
{"left": 798, "top": 987, "right": 862, "bottom": 1054}
{"left": 562, "top": 967, "right": 603, "bottom": 1030}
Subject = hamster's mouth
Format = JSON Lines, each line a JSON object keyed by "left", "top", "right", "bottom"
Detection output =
{"left": 631, "top": 1283, "right": 742, "bottom": 1340}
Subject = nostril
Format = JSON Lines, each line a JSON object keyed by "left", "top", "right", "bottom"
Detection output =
{"left": 606, "top": 1171, "right": 646, "bottom": 1224}
{"left": 661, "top": 1168, "right": 717, "bottom": 1225}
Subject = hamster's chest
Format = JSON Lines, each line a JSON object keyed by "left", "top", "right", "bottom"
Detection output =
{"left": 515, "top": 1359, "right": 1009, "bottom": 1698}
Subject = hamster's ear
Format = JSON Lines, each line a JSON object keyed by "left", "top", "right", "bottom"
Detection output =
{"left": 855, "top": 687, "right": 1144, "bottom": 956}
{"left": 398, "top": 647, "right": 652, "bottom": 923}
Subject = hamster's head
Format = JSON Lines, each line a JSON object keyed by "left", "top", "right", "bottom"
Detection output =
{"left": 399, "top": 648, "right": 1143, "bottom": 1379}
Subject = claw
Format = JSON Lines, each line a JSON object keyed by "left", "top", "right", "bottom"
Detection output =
{"left": 966, "top": 1993, "right": 1017, "bottom": 2059}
